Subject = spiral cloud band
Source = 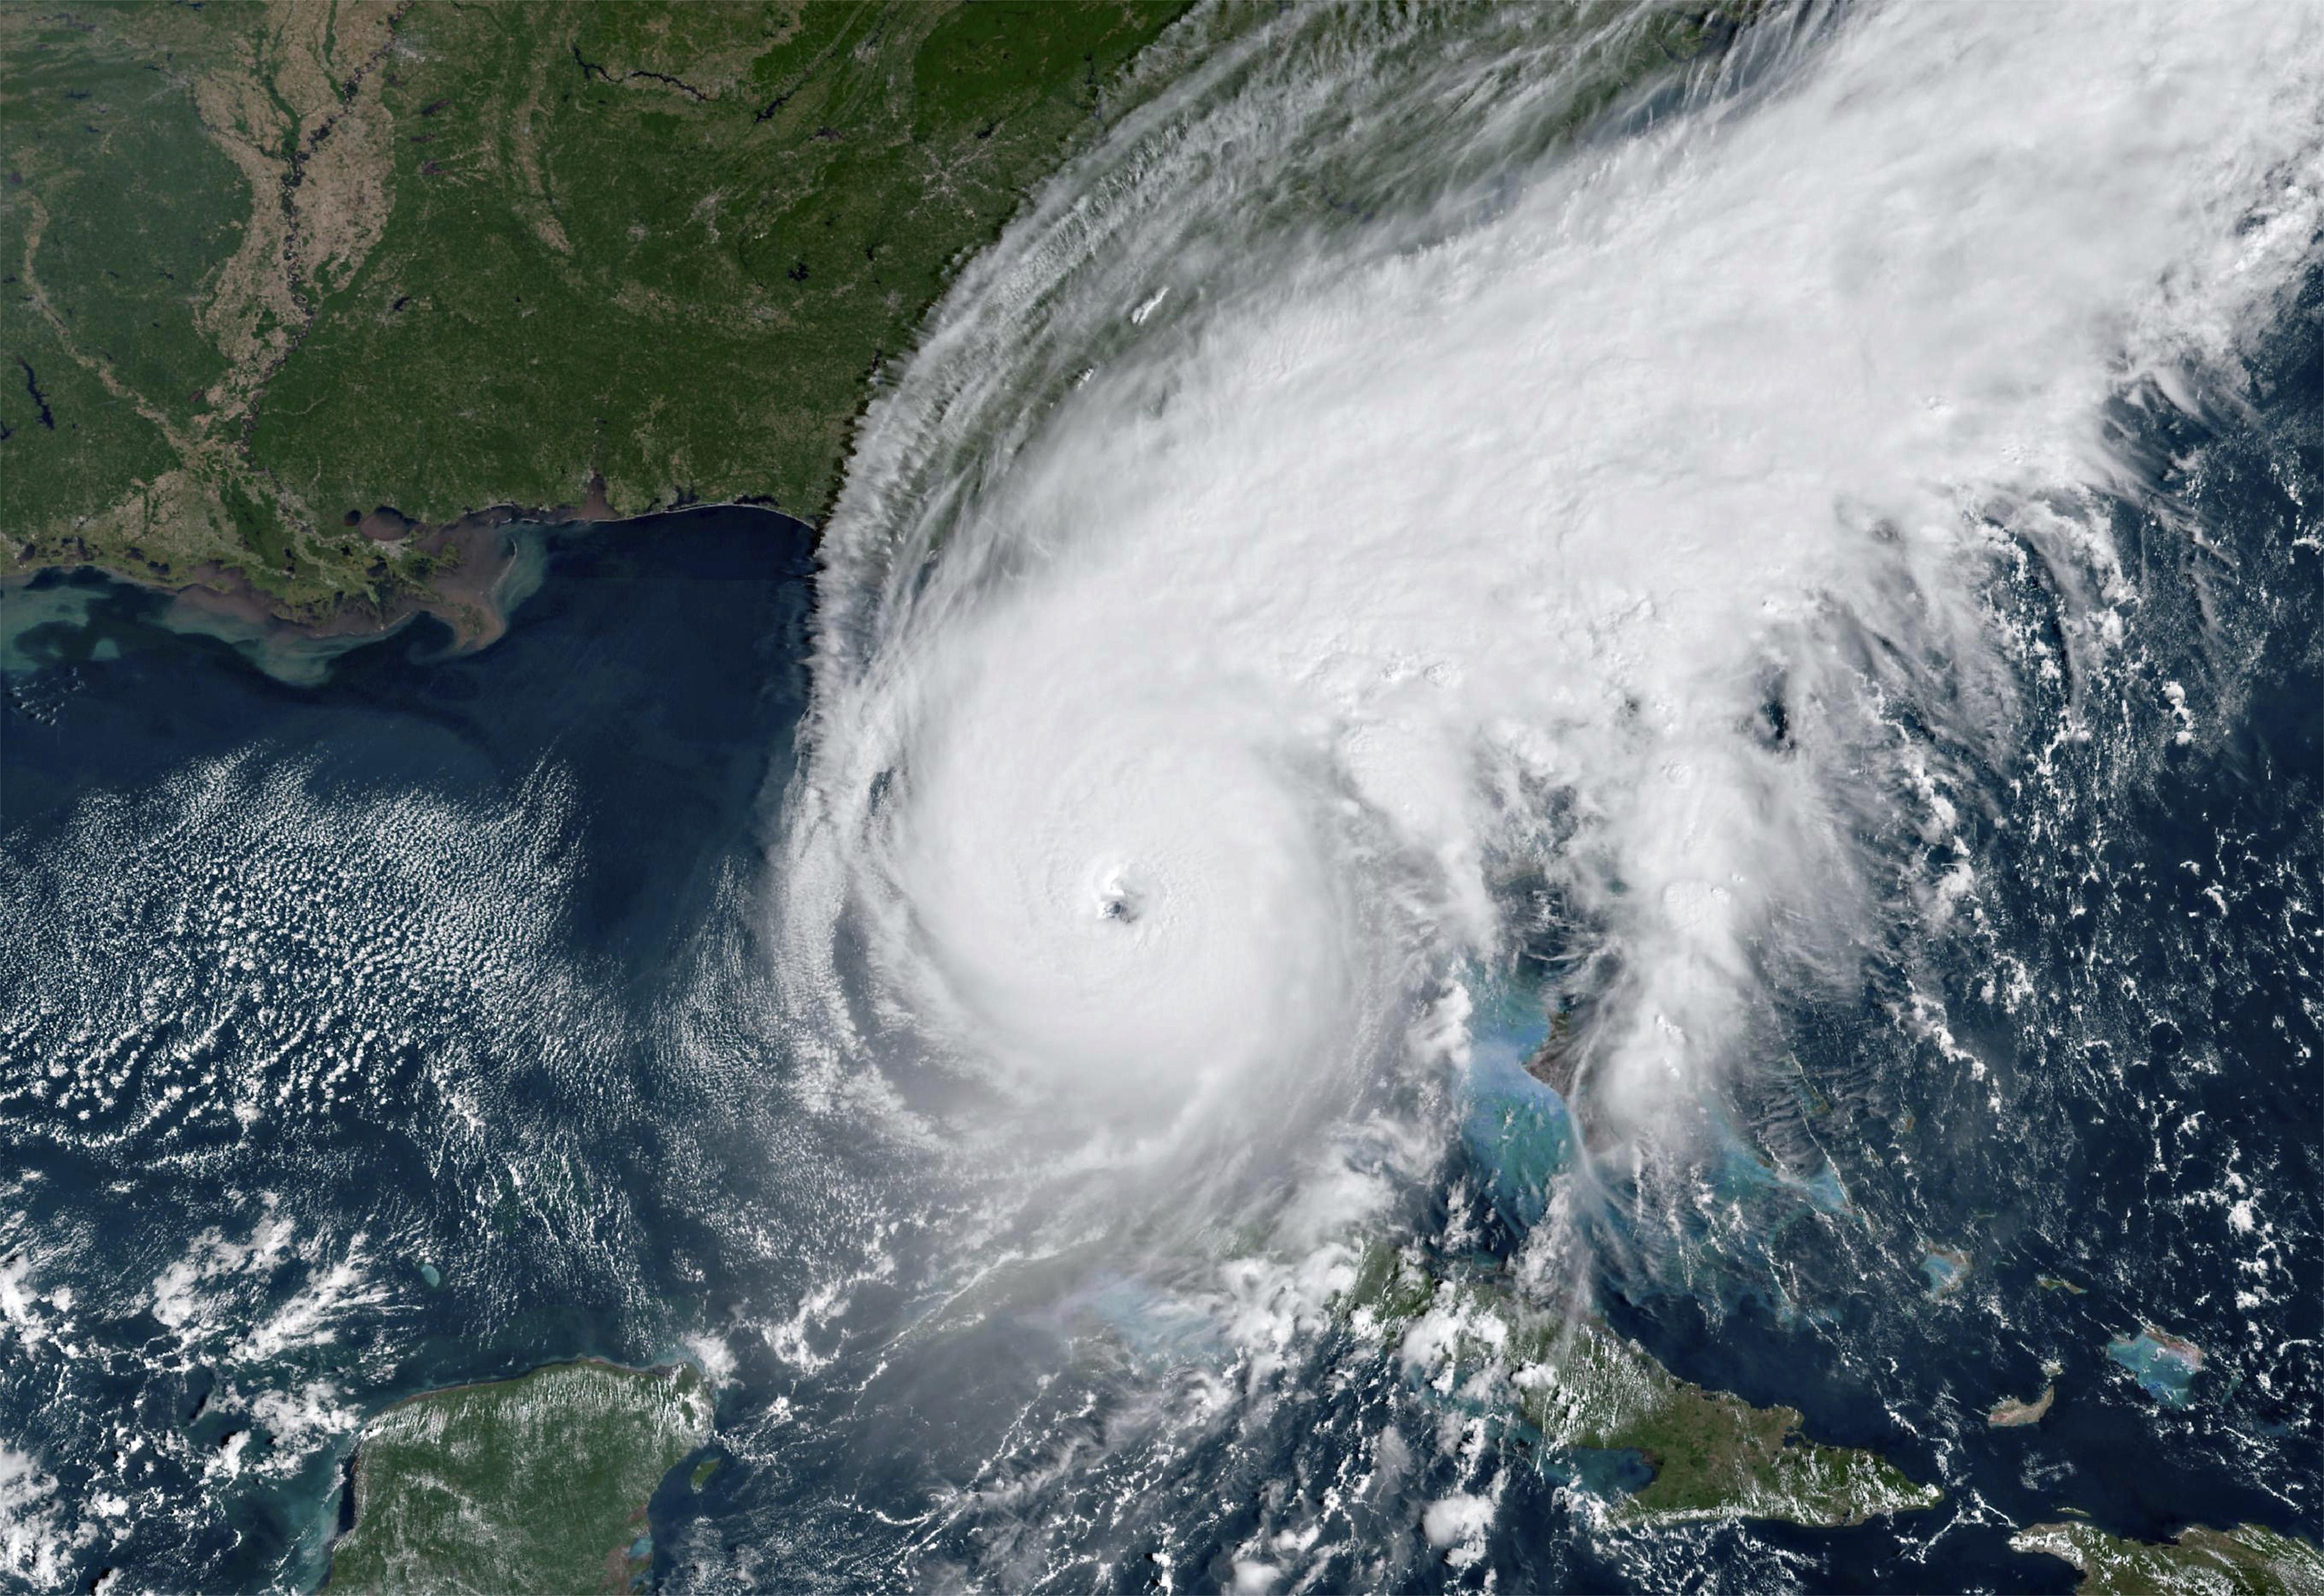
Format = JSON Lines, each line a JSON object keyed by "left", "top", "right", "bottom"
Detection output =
{"left": 778, "top": 1, "right": 2324, "bottom": 1176}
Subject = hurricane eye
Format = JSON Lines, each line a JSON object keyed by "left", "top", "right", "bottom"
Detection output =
{"left": 1093, "top": 868, "right": 1145, "bottom": 924}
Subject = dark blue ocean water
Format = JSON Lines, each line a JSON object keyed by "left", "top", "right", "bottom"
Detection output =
{"left": 0, "top": 274, "right": 2318, "bottom": 1593}
{"left": 0, "top": 509, "right": 822, "bottom": 1590}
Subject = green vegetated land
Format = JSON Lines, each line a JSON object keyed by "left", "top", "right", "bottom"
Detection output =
{"left": 1539, "top": 1319, "right": 1941, "bottom": 1527}
{"left": 0, "top": 0, "right": 1781, "bottom": 631}
{"left": 1342, "top": 1246, "right": 1943, "bottom": 1530}
{"left": 2009, "top": 1521, "right": 2324, "bottom": 1596}
{"left": 327, "top": 1359, "right": 714, "bottom": 1595}
{"left": 1, "top": 0, "right": 1191, "bottom": 624}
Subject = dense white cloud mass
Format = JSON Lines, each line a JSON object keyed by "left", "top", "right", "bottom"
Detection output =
{"left": 779, "top": 2, "right": 2324, "bottom": 1170}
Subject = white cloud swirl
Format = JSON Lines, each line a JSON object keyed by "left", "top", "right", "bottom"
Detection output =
{"left": 778, "top": 0, "right": 2324, "bottom": 1172}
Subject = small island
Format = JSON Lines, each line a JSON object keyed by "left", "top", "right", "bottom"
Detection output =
{"left": 1919, "top": 1247, "right": 1971, "bottom": 1300}
{"left": 327, "top": 1359, "right": 714, "bottom": 1595}
{"left": 1987, "top": 1386, "right": 2055, "bottom": 1429}
{"left": 2106, "top": 1326, "right": 2205, "bottom": 1408}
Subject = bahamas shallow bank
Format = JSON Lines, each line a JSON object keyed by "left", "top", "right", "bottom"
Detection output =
{"left": 0, "top": 0, "right": 2318, "bottom": 1590}
{"left": 758, "top": 0, "right": 2323, "bottom": 1583}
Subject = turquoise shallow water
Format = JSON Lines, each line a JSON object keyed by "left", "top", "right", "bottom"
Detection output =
{"left": 1, "top": 262, "right": 2320, "bottom": 1589}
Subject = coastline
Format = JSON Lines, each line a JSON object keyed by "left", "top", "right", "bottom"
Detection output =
{"left": 327, "top": 1358, "right": 714, "bottom": 1595}
{"left": 3, "top": 487, "right": 810, "bottom": 680}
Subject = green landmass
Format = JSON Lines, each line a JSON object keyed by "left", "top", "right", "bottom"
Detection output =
{"left": 1341, "top": 1246, "right": 1941, "bottom": 1530}
{"left": 2010, "top": 1520, "right": 2324, "bottom": 1596}
{"left": 1, "top": 0, "right": 1786, "bottom": 636}
{"left": 1987, "top": 1385, "right": 2055, "bottom": 1428}
{"left": 1540, "top": 1319, "right": 1940, "bottom": 1527}
{"left": 326, "top": 1358, "right": 714, "bottom": 1596}
{"left": 1, "top": 0, "right": 1191, "bottom": 628}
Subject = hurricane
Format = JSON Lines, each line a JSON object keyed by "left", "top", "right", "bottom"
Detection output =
{"left": 783, "top": 7, "right": 2315, "bottom": 1235}
{"left": 728, "top": 0, "right": 2324, "bottom": 1583}
{"left": 4, "top": 0, "right": 2317, "bottom": 1589}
